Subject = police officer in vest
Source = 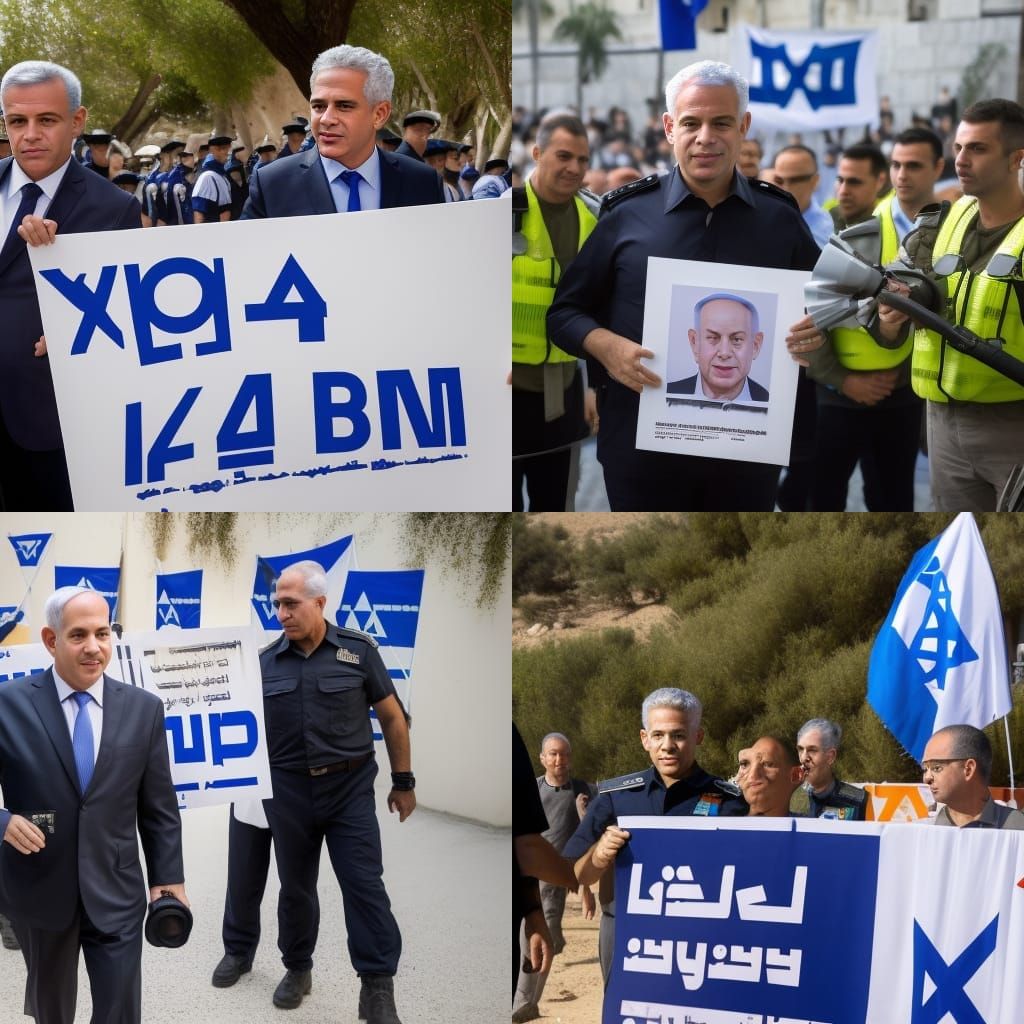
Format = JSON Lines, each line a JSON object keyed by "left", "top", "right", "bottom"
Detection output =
{"left": 257, "top": 560, "right": 413, "bottom": 1023}
{"left": 800, "top": 128, "right": 945, "bottom": 510}
{"left": 513, "top": 112, "right": 599, "bottom": 511}
{"left": 562, "top": 687, "right": 746, "bottom": 987}
{"left": 872, "top": 99, "right": 1024, "bottom": 511}
{"left": 796, "top": 719, "right": 867, "bottom": 820}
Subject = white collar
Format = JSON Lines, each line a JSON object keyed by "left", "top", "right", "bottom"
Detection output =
{"left": 7, "top": 155, "right": 74, "bottom": 203}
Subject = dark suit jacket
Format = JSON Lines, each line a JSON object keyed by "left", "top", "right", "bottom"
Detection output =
{"left": 0, "top": 670, "right": 182, "bottom": 934}
{"left": 0, "top": 156, "right": 141, "bottom": 451}
{"left": 666, "top": 373, "right": 770, "bottom": 402}
{"left": 393, "top": 140, "right": 425, "bottom": 163}
{"left": 241, "top": 145, "right": 445, "bottom": 219}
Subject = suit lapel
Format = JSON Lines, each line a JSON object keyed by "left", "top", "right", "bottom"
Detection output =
{"left": 91, "top": 674, "right": 124, "bottom": 788}
{"left": 379, "top": 148, "right": 400, "bottom": 210}
{"left": 29, "top": 669, "right": 80, "bottom": 794}
{"left": 300, "top": 149, "right": 336, "bottom": 215}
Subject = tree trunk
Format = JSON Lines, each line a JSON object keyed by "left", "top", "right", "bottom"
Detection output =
{"left": 111, "top": 74, "right": 163, "bottom": 141}
{"left": 121, "top": 106, "right": 163, "bottom": 148}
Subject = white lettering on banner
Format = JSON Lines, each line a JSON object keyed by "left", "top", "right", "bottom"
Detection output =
{"left": 29, "top": 200, "right": 509, "bottom": 510}
{"left": 624, "top": 938, "right": 801, "bottom": 991}
{"left": 627, "top": 863, "right": 808, "bottom": 922}
{"left": 618, "top": 1000, "right": 831, "bottom": 1024}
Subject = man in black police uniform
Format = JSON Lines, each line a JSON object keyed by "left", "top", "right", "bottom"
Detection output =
{"left": 547, "top": 59, "right": 820, "bottom": 511}
{"left": 258, "top": 560, "right": 414, "bottom": 1023}
{"left": 796, "top": 718, "right": 867, "bottom": 820}
{"left": 562, "top": 687, "right": 745, "bottom": 987}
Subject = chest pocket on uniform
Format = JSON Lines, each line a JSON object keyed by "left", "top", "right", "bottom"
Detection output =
{"left": 316, "top": 670, "right": 366, "bottom": 734}
{"left": 263, "top": 675, "right": 299, "bottom": 745}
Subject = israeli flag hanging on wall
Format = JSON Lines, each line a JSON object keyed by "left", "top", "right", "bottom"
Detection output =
{"left": 868, "top": 513, "right": 1011, "bottom": 761}
{"left": 155, "top": 569, "right": 203, "bottom": 629}
{"left": 736, "top": 25, "right": 879, "bottom": 133}
{"left": 7, "top": 533, "right": 52, "bottom": 568}
{"left": 54, "top": 565, "right": 121, "bottom": 620}
{"left": 658, "top": 0, "right": 708, "bottom": 52}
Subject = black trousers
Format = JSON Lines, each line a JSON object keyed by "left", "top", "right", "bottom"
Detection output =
{"left": 221, "top": 806, "right": 274, "bottom": 960}
{"left": 811, "top": 396, "right": 923, "bottom": 511}
{"left": 0, "top": 409, "right": 73, "bottom": 511}
{"left": 265, "top": 758, "right": 401, "bottom": 976}
{"left": 14, "top": 903, "right": 142, "bottom": 1024}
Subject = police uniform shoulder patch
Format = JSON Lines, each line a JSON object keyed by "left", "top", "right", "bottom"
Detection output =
{"left": 714, "top": 778, "right": 743, "bottom": 798}
{"left": 835, "top": 781, "right": 867, "bottom": 805}
{"left": 259, "top": 634, "right": 285, "bottom": 656}
{"left": 332, "top": 624, "right": 379, "bottom": 648}
{"left": 598, "top": 771, "right": 647, "bottom": 794}
{"left": 600, "top": 174, "right": 660, "bottom": 214}
{"left": 750, "top": 177, "right": 801, "bottom": 212}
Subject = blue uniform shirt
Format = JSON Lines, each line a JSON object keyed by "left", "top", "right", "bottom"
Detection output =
{"left": 562, "top": 764, "right": 747, "bottom": 862}
{"left": 260, "top": 622, "right": 397, "bottom": 770}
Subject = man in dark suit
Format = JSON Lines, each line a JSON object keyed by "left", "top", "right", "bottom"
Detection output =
{"left": 242, "top": 45, "right": 444, "bottom": 219}
{"left": 0, "top": 61, "right": 142, "bottom": 512}
{"left": 666, "top": 292, "right": 770, "bottom": 405}
{"left": 0, "top": 586, "right": 186, "bottom": 1023}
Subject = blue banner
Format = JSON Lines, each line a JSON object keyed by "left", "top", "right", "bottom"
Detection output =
{"left": 7, "top": 533, "right": 52, "bottom": 568}
{"left": 156, "top": 569, "right": 203, "bottom": 629}
{"left": 250, "top": 534, "right": 356, "bottom": 631}
{"left": 53, "top": 565, "right": 121, "bottom": 620}
{"left": 658, "top": 0, "right": 708, "bottom": 51}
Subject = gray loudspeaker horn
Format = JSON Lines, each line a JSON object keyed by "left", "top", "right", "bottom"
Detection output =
{"left": 810, "top": 237, "right": 886, "bottom": 296}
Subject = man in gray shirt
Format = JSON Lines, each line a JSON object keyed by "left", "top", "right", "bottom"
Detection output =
{"left": 513, "top": 732, "right": 595, "bottom": 1023}
{"left": 922, "top": 724, "right": 1024, "bottom": 828}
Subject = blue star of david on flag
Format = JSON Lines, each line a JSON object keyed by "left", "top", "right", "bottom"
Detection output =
{"left": 7, "top": 533, "right": 52, "bottom": 568}
{"left": 912, "top": 916, "right": 997, "bottom": 1024}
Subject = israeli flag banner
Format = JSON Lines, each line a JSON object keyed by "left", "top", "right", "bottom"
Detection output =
{"left": 608, "top": 817, "right": 1024, "bottom": 1024}
{"left": 736, "top": 25, "right": 879, "bottom": 133}
{"left": 7, "top": 533, "right": 52, "bottom": 568}
{"left": 54, "top": 565, "right": 121, "bottom": 620}
{"left": 337, "top": 569, "right": 425, "bottom": 715}
{"left": 249, "top": 534, "right": 356, "bottom": 631}
{"left": 658, "top": 0, "right": 708, "bottom": 52}
{"left": 868, "top": 512, "right": 1011, "bottom": 762}
{"left": 156, "top": 569, "right": 203, "bottom": 629}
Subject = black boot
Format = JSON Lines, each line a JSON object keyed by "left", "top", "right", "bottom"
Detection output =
{"left": 211, "top": 952, "right": 251, "bottom": 988}
{"left": 272, "top": 969, "right": 312, "bottom": 1009}
{"left": 359, "top": 975, "right": 402, "bottom": 1024}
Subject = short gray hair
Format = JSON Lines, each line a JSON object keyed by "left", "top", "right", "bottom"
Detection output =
{"left": 642, "top": 687, "right": 702, "bottom": 731}
{"left": 310, "top": 45, "right": 394, "bottom": 104}
{"left": 665, "top": 60, "right": 748, "bottom": 117}
{"left": 798, "top": 718, "right": 842, "bottom": 752}
{"left": 1, "top": 60, "right": 82, "bottom": 113}
{"left": 276, "top": 560, "right": 328, "bottom": 598}
{"left": 540, "top": 731, "right": 572, "bottom": 753}
{"left": 44, "top": 586, "right": 107, "bottom": 631}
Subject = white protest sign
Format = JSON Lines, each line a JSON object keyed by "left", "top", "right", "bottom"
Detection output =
{"left": 0, "top": 626, "right": 270, "bottom": 810}
{"left": 30, "top": 198, "right": 509, "bottom": 509}
{"left": 636, "top": 258, "right": 810, "bottom": 466}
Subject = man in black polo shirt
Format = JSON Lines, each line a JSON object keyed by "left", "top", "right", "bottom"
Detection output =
{"left": 260, "top": 560, "right": 414, "bottom": 1024}
{"left": 548, "top": 59, "right": 820, "bottom": 510}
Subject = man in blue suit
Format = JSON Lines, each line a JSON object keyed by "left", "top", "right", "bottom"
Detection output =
{"left": 0, "top": 586, "right": 186, "bottom": 1023}
{"left": 0, "top": 61, "right": 141, "bottom": 512}
{"left": 242, "top": 44, "right": 444, "bottom": 219}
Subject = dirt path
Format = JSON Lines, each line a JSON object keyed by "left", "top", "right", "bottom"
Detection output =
{"left": 534, "top": 891, "right": 604, "bottom": 1024}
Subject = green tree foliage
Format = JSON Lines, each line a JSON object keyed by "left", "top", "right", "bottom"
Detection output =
{"left": 513, "top": 513, "right": 1024, "bottom": 790}
{"left": 0, "top": 0, "right": 272, "bottom": 141}
{"left": 511, "top": 515, "right": 574, "bottom": 598}
{"left": 553, "top": 1, "right": 622, "bottom": 111}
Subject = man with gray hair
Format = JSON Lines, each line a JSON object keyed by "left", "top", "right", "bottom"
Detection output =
{"left": 0, "top": 59, "right": 141, "bottom": 511}
{"left": 242, "top": 44, "right": 443, "bottom": 219}
{"left": 562, "top": 687, "right": 745, "bottom": 987}
{"left": 254, "top": 561, "right": 414, "bottom": 1022}
{"left": 922, "top": 724, "right": 1024, "bottom": 828}
{"left": 548, "top": 59, "right": 819, "bottom": 511}
{"left": 0, "top": 586, "right": 185, "bottom": 1022}
{"left": 796, "top": 717, "right": 867, "bottom": 820}
{"left": 513, "top": 731, "right": 596, "bottom": 1022}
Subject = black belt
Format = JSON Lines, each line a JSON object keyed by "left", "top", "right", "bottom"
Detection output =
{"left": 307, "top": 752, "right": 373, "bottom": 777}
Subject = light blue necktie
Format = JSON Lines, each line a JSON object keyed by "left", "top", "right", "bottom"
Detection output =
{"left": 338, "top": 169, "right": 363, "bottom": 212}
{"left": 71, "top": 691, "right": 95, "bottom": 794}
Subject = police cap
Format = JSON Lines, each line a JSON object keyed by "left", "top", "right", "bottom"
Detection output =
{"left": 255, "top": 134, "right": 277, "bottom": 154}
{"left": 82, "top": 128, "right": 113, "bottom": 144}
{"left": 483, "top": 157, "right": 509, "bottom": 173}
{"left": 376, "top": 128, "right": 401, "bottom": 144}
{"left": 281, "top": 121, "right": 307, "bottom": 136}
{"left": 112, "top": 171, "right": 141, "bottom": 186}
{"left": 145, "top": 892, "right": 193, "bottom": 948}
{"left": 402, "top": 109, "right": 440, "bottom": 130}
{"left": 424, "top": 138, "right": 454, "bottom": 157}
{"left": 208, "top": 132, "right": 233, "bottom": 146}
{"left": 160, "top": 139, "right": 186, "bottom": 154}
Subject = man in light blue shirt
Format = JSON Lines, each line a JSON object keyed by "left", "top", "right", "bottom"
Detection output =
{"left": 772, "top": 143, "right": 832, "bottom": 248}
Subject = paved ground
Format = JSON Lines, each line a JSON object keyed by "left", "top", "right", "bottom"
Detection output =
{"left": 0, "top": 784, "right": 507, "bottom": 1022}
{"left": 570, "top": 436, "right": 932, "bottom": 511}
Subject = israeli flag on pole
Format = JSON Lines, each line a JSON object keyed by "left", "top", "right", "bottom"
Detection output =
{"left": 658, "top": 0, "right": 708, "bottom": 52}
{"left": 7, "top": 533, "right": 52, "bottom": 568}
{"left": 155, "top": 569, "right": 203, "bottom": 629}
{"left": 54, "top": 565, "right": 121, "bottom": 621}
{"left": 868, "top": 513, "right": 1011, "bottom": 761}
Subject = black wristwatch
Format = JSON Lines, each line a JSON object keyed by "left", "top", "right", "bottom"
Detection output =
{"left": 391, "top": 771, "right": 415, "bottom": 791}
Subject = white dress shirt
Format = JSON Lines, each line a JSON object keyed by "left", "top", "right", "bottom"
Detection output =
{"left": 1, "top": 155, "right": 73, "bottom": 239}
{"left": 53, "top": 669, "right": 104, "bottom": 768}
{"left": 320, "top": 148, "right": 381, "bottom": 212}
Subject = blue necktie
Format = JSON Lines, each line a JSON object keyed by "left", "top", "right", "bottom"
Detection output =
{"left": 71, "top": 691, "right": 95, "bottom": 794}
{"left": 338, "top": 169, "right": 362, "bottom": 212}
{"left": 6, "top": 181, "right": 42, "bottom": 246}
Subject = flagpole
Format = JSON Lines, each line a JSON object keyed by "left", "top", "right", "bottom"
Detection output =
{"left": 1004, "top": 716, "right": 1017, "bottom": 806}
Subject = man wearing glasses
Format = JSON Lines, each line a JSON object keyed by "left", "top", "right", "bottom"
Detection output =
{"left": 921, "top": 725, "right": 1024, "bottom": 828}
{"left": 771, "top": 145, "right": 832, "bottom": 248}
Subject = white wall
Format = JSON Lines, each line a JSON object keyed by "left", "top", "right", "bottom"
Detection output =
{"left": 0, "top": 512, "right": 511, "bottom": 827}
